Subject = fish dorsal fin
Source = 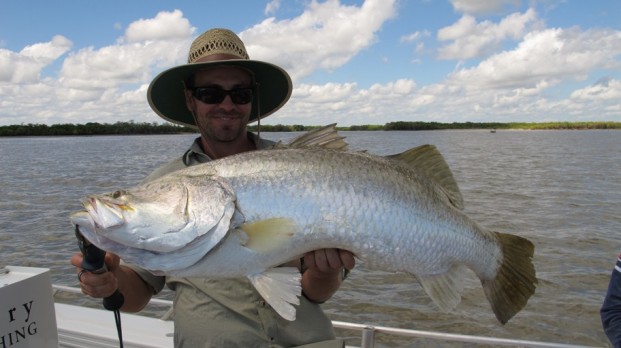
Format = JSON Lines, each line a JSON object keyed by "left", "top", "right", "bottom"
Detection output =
{"left": 388, "top": 145, "right": 464, "bottom": 210}
{"left": 248, "top": 267, "right": 302, "bottom": 321}
{"left": 274, "top": 123, "right": 348, "bottom": 150}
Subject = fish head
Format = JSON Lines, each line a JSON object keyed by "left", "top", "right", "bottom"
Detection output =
{"left": 82, "top": 180, "right": 192, "bottom": 248}
{"left": 70, "top": 174, "right": 240, "bottom": 272}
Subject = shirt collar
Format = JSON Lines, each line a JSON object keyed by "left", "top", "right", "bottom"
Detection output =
{"left": 182, "top": 132, "right": 274, "bottom": 166}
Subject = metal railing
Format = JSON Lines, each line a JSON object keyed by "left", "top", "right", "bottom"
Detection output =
{"left": 52, "top": 285, "right": 596, "bottom": 348}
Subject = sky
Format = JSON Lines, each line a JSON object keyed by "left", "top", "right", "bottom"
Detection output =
{"left": 1, "top": 0, "right": 620, "bottom": 126}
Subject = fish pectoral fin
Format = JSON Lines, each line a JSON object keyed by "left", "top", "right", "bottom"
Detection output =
{"left": 248, "top": 267, "right": 302, "bottom": 321}
{"left": 417, "top": 264, "right": 466, "bottom": 312}
{"left": 240, "top": 218, "right": 297, "bottom": 253}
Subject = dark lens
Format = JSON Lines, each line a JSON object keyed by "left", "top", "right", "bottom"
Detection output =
{"left": 192, "top": 87, "right": 253, "bottom": 105}
{"left": 229, "top": 88, "right": 253, "bottom": 104}
{"left": 193, "top": 87, "right": 226, "bottom": 104}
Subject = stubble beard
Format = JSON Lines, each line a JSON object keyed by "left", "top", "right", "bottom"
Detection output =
{"left": 198, "top": 110, "right": 247, "bottom": 143}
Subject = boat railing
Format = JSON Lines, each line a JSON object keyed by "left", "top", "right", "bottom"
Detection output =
{"left": 52, "top": 285, "right": 597, "bottom": 348}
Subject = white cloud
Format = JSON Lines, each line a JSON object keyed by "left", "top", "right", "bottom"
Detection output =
{"left": 265, "top": 0, "right": 281, "bottom": 16}
{"left": 571, "top": 79, "right": 621, "bottom": 101}
{"left": 447, "top": 27, "right": 621, "bottom": 90}
{"left": 21, "top": 35, "right": 73, "bottom": 62}
{"left": 0, "top": 11, "right": 192, "bottom": 125}
{"left": 450, "top": 0, "right": 521, "bottom": 15}
{"left": 123, "top": 9, "right": 195, "bottom": 43}
{"left": 401, "top": 31, "right": 423, "bottom": 43}
{"left": 0, "top": 35, "right": 72, "bottom": 83}
{"left": 58, "top": 39, "right": 187, "bottom": 90}
{"left": 57, "top": 10, "right": 196, "bottom": 91}
{"left": 269, "top": 20, "right": 621, "bottom": 126}
{"left": 437, "top": 8, "right": 539, "bottom": 59}
{"left": 241, "top": 0, "right": 397, "bottom": 81}
{"left": 271, "top": 79, "right": 423, "bottom": 125}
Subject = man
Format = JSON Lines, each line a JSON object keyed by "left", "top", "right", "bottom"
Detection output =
{"left": 602, "top": 253, "right": 621, "bottom": 347}
{"left": 71, "top": 28, "right": 355, "bottom": 347}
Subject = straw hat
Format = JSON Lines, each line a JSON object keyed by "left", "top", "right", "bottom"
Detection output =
{"left": 148, "top": 28, "right": 292, "bottom": 127}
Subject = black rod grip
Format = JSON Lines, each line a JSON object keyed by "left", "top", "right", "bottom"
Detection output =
{"left": 75, "top": 226, "right": 125, "bottom": 311}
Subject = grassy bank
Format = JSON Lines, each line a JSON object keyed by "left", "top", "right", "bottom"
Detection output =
{"left": 251, "top": 121, "right": 621, "bottom": 132}
{"left": 1, "top": 121, "right": 619, "bottom": 136}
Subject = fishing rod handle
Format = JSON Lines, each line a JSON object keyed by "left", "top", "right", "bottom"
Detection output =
{"left": 75, "top": 226, "right": 125, "bottom": 311}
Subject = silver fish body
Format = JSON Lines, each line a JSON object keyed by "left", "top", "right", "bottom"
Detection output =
{"left": 71, "top": 126, "right": 536, "bottom": 323}
{"left": 175, "top": 148, "right": 495, "bottom": 276}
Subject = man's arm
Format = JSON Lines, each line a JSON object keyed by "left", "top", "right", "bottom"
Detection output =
{"left": 301, "top": 249, "right": 355, "bottom": 303}
{"left": 71, "top": 252, "right": 154, "bottom": 312}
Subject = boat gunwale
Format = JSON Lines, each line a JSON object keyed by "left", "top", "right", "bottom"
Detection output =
{"left": 52, "top": 285, "right": 595, "bottom": 348}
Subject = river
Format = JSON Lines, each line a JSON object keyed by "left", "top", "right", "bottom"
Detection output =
{"left": 0, "top": 129, "right": 619, "bottom": 347}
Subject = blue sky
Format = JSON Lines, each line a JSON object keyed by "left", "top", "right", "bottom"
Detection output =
{"left": 1, "top": 0, "right": 620, "bottom": 126}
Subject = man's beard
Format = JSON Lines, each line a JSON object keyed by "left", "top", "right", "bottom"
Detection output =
{"left": 198, "top": 110, "right": 247, "bottom": 142}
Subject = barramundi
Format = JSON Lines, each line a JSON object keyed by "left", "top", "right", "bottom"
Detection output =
{"left": 70, "top": 125, "right": 536, "bottom": 323}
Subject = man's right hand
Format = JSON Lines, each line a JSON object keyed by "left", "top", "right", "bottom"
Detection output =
{"left": 70, "top": 252, "right": 155, "bottom": 312}
{"left": 71, "top": 252, "right": 121, "bottom": 299}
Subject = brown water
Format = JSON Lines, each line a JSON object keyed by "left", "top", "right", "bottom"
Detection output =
{"left": 1, "top": 130, "right": 619, "bottom": 347}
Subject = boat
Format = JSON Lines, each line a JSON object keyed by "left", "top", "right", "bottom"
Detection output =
{"left": 2, "top": 266, "right": 597, "bottom": 348}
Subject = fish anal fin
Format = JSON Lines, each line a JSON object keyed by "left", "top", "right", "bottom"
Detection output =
{"left": 248, "top": 267, "right": 302, "bottom": 321}
{"left": 483, "top": 232, "right": 537, "bottom": 324}
{"left": 417, "top": 264, "right": 466, "bottom": 313}
{"left": 388, "top": 145, "right": 464, "bottom": 210}
{"left": 240, "top": 218, "right": 297, "bottom": 253}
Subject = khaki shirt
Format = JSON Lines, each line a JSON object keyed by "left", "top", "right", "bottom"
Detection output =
{"left": 128, "top": 134, "right": 342, "bottom": 348}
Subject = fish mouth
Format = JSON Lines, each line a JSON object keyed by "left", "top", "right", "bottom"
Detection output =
{"left": 71, "top": 215, "right": 166, "bottom": 270}
{"left": 83, "top": 196, "right": 126, "bottom": 229}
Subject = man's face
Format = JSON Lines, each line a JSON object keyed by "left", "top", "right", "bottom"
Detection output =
{"left": 185, "top": 66, "right": 253, "bottom": 143}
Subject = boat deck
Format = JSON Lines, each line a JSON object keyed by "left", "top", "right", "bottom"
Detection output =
{"left": 56, "top": 303, "right": 173, "bottom": 348}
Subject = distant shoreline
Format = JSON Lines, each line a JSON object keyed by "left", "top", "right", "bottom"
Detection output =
{"left": 0, "top": 121, "right": 619, "bottom": 136}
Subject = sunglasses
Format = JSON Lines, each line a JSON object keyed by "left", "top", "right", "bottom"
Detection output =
{"left": 190, "top": 86, "right": 254, "bottom": 105}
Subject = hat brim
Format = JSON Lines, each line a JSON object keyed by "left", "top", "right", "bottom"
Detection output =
{"left": 147, "top": 60, "right": 292, "bottom": 128}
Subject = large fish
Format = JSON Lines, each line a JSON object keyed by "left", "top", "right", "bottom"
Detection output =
{"left": 70, "top": 125, "right": 536, "bottom": 323}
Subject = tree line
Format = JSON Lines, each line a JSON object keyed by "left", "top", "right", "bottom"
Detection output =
{"left": 254, "top": 121, "right": 621, "bottom": 131}
{"left": 1, "top": 120, "right": 619, "bottom": 136}
{"left": 0, "top": 121, "right": 196, "bottom": 136}
{"left": 382, "top": 121, "right": 621, "bottom": 130}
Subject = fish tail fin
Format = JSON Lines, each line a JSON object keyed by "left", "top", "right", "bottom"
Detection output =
{"left": 483, "top": 232, "right": 537, "bottom": 324}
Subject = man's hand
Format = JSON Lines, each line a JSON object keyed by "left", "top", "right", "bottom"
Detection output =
{"left": 70, "top": 251, "right": 154, "bottom": 312}
{"left": 301, "top": 249, "right": 355, "bottom": 303}
{"left": 71, "top": 252, "right": 121, "bottom": 298}
{"left": 303, "top": 248, "right": 355, "bottom": 275}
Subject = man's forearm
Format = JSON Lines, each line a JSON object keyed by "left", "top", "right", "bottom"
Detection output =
{"left": 115, "top": 265, "right": 154, "bottom": 312}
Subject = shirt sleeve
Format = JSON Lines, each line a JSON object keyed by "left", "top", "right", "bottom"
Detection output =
{"left": 121, "top": 260, "right": 166, "bottom": 294}
{"left": 601, "top": 254, "right": 621, "bottom": 347}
